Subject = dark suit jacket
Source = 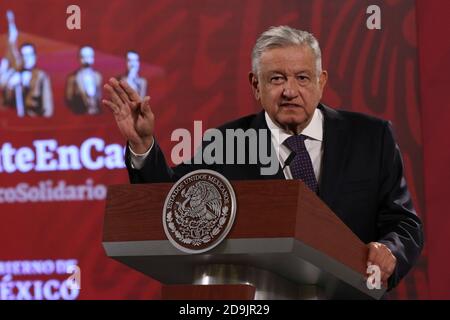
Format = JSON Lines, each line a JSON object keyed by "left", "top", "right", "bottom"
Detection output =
{"left": 126, "top": 104, "right": 424, "bottom": 290}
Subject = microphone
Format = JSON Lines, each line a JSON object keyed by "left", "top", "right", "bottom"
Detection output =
{"left": 282, "top": 151, "right": 296, "bottom": 170}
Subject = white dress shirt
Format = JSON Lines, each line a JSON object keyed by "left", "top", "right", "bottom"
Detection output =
{"left": 130, "top": 108, "right": 325, "bottom": 182}
{"left": 129, "top": 139, "right": 154, "bottom": 169}
{"left": 265, "top": 108, "right": 324, "bottom": 182}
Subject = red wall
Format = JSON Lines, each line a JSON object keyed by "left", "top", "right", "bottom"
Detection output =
{"left": 0, "top": 0, "right": 447, "bottom": 299}
{"left": 417, "top": 0, "right": 450, "bottom": 299}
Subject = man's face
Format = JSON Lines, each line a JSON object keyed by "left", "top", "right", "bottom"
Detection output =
{"left": 80, "top": 47, "right": 95, "bottom": 66}
{"left": 21, "top": 45, "right": 36, "bottom": 70}
{"left": 249, "top": 45, "right": 327, "bottom": 134}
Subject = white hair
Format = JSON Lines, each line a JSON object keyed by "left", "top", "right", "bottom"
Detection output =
{"left": 251, "top": 26, "right": 322, "bottom": 76}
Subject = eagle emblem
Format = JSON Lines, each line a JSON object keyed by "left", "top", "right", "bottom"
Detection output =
{"left": 162, "top": 170, "right": 236, "bottom": 253}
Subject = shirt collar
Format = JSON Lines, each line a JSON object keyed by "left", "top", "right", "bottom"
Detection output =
{"left": 264, "top": 108, "right": 324, "bottom": 145}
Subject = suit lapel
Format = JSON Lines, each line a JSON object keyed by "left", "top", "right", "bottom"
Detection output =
{"left": 318, "top": 104, "right": 350, "bottom": 208}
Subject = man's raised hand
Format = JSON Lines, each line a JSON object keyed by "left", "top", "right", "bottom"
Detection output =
{"left": 103, "top": 78, "right": 154, "bottom": 154}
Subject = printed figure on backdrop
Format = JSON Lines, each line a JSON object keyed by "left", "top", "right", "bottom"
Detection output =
{"left": 0, "top": 11, "right": 19, "bottom": 108}
{"left": 1, "top": 10, "right": 54, "bottom": 117}
{"left": 65, "top": 46, "right": 103, "bottom": 115}
{"left": 117, "top": 51, "right": 147, "bottom": 99}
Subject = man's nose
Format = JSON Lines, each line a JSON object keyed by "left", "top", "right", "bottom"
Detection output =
{"left": 282, "top": 78, "right": 298, "bottom": 99}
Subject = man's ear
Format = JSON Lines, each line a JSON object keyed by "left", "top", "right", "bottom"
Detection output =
{"left": 248, "top": 72, "right": 260, "bottom": 100}
{"left": 319, "top": 70, "right": 328, "bottom": 91}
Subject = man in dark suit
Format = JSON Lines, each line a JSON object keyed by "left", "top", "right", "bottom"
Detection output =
{"left": 103, "top": 26, "right": 423, "bottom": 291}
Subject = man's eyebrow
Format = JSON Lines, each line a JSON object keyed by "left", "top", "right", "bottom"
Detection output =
{"left": 266, "top": 69, "right": 313, "bottom": 75}
{"left": 266, "top": 70, "right": 285, "bottom": 75}
{"left": 295, "top": 69, "right": 313, "bottom": 74}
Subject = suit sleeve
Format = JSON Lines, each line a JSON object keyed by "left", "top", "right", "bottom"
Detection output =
{"left": 376, "top": 122, "right": 424, "bottom": 289}
{"left": 125, "top": 139, "right": 209, "bottom": 183}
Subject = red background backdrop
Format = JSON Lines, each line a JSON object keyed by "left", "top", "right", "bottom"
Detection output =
{"left": 417, "top": 0, "right": 450, "bottom": 300}
{"left": 0, "top": 0, "right": 447, "bottom": 299}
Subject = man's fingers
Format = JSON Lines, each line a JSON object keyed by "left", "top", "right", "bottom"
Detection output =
{"left": 375, "top": 244, "right": 396, "bottom": 276}
{"left": 104, "top": 83, "right": 126, "bottom": 110}
{"left": 130, "top": 101, "right": 139, "bottom": 111}
{"left": 367, "top": 243, "right": 380, "bottom": 265}
{"left": 102, "top": 99, "right": 119, "bottom": 115}
{"left": 109, "top": 78, "right": 131, "bottom": 105}
{"left": 380, "top": 258, "right": 395, "bottom": 278}
{"left": 120, "top": 79, "right": 142, "bottom": 102}
{"left": 140, "top": 96, "right": 152, "bottom": 115}
{"left": 366, "top": 242, "right": 396, "bottom": 286}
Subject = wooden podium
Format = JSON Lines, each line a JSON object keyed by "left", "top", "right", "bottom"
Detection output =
{"left": 102, "top": 179, "right": 385, "bottom": 300}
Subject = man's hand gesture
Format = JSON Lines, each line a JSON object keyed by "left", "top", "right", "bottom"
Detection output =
{"left": 103, "top": 78, "right": 154, "bottom": 154}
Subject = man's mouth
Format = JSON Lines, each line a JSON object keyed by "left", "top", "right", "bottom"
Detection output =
{"left": 279, "top": 103, "right": 301, "bottom": 108}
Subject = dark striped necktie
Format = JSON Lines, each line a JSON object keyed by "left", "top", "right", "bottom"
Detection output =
{"left": 283, "top": 134, "right": 319, "bottom": 193}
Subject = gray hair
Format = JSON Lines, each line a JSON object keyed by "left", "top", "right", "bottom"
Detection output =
{"left": 251, "top": 26, "right": 322, "bottom": 76}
